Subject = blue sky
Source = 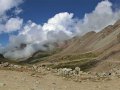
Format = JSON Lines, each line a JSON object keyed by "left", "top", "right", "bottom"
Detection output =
{"left": 0, "top": 0, "right": 120, "bottom": 46}
{"left": 1, "top": 0, "right": 120, "bottom": 59}
{"left": 20, "top": 0, "right": 120, "bottom": 23}
{"left": 20, "top": 0, "right": 102, "bottom": 24}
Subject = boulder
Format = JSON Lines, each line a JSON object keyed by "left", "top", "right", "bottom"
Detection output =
{"left": 75, "top": 67, "right": 81, "bottom": 74}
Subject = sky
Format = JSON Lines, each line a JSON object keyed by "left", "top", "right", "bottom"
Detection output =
{"left": 19, "top": 0, "right": 120, "bottom": 23}
{"left": 1, "top": 0, "right": 120, "bottom": 60}
{"left": 0, "top": 0, "right": 120, "bottom": 46}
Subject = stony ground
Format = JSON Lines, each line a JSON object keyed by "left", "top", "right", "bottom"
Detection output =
{"left": 0, "top": 69, "right": 120, "bottom": 90}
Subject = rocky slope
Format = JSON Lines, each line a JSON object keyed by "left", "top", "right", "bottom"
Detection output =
{"left": 25, "top": 20, "right": 120, "bottom": 72}
{"left": 1, "top": 20, "right": 120, "bottom": 90}
{"left": 1, "top": 20, "right": 120, "bottom": 72}
{"left": 0, "top": 64, "right": 120, "bottom": 90}
{"left": 1, "top": 69, "right": 120, "bottom": 90}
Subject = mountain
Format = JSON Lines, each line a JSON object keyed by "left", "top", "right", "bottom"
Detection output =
{"left": 15, "top": 19, "right": 120, "bottom": 72}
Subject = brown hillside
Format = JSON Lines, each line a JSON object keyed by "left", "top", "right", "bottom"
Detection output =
{"left": 26, "top": 20, "right": 120, "bottom": 72}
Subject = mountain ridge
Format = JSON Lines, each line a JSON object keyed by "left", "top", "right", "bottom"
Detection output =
{"left": 1, "top": 20, "right": 120, "bottom": 72}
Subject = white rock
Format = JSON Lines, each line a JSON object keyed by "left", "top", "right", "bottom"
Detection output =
{"left": 3, "top": 62, "right": 9, "bottom": 67}
{"left": 75, "top": 67, "right": 81, "bottom": 74}
{"left": 0, "top": 82, "right": 6, "bottom": 87}
{"left": 33, "top": 65, "right": 38, "bottom": 70}
{"left": 58, "top": 68, "right": 72, "bottom": 76}
{"left": 37, "top": 68, "right": 41, "bottom": 72}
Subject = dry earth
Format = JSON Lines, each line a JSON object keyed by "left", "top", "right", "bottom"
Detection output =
{"left": 0, "top": 70, "right": 120, "bottom": 90}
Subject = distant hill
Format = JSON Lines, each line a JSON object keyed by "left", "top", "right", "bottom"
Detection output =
{"left": 18, "top": 20, "right": 120, "bottom": 72}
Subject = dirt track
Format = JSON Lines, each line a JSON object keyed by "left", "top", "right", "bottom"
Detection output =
{"left": 0, "top": 70, "right": 120, "bottom": 90}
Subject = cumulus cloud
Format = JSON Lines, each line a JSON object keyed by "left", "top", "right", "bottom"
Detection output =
{"left": 43, "top": 12, "right": 79, "bottom": 42}
{"left": 76, "top": 0, "right": 120, "bottom": 35}
{"left": 0, "top": 0, "right": 23, "bottom": 33}
{"left": 5, "top": 17, "right": 23, "bottom": 32}
{"left": 43, "top": 12, "right": 77, "bottom": 33}
{"left": 0, "top": 17, "right": 23, "bottom": 33}
{"left": 0, "top": 0, "right": 23, "bottom": 16}
{"left": 3, "top": 21, "right": 46, "bottom": 60}
{"left": 2, "top": 0, "right": 120, "bottom": 60}
{"left": 4, "top": 13, "right": 77, "bottom": 60}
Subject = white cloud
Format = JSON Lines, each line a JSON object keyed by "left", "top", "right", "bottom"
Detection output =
{"left": 4, "top": 13, "right": 78, "bottom": 60}
{"left": 5, "top": 17, "right": 23, "bottom": 32}
{"left": 43, "top": 12, "right": 78, "bottom": 36}
{"left": 14, "top": 8, "right": 23, "bottom": 15}
{"left": 2, "top": 0, "right": 120, "bottom": 60}
{"left": 4, "top": 44, "right": 35, "bottom": 60}
{"left": 0, "top": 0, "right": 23, "bottom": 16}
{"left": 94, "top": 0, "right": 112, "bottom": 15}
{"left": 19, "top": 20, "right": 47, "bottom": 43}
{"left": 76, "top": 0, "right": 120, "bottom": 35}
{"left": 3, "top": 21, "right": 47, "bottom": 60}
{"left": 0, "top": 0, "right": 23, "bottom": 33}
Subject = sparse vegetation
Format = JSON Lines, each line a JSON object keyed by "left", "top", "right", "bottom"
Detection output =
{"left": 52, "top": 52, "right": 99, "bottom": 62}
{"left": 50, "top": 58, "right": 98, "bottom": 71}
